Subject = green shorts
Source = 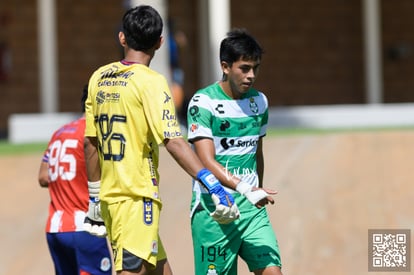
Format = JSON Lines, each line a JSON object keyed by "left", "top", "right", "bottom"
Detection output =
{"left": 191, "top": 193, "right": 282, "bottom": 274}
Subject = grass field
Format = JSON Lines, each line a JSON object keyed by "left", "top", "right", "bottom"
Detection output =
{"left": 0, "top": 141, "right": 47, "bottom": 155}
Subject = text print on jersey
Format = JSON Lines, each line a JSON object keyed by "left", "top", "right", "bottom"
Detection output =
{"left": 96, "top": 114, "right": 127, "bottom": 161}
{"left": 220, "top": 137, "right": 259, "bottom": 150}
{"left": 48, "top": 139, "right": 78, "bottom": 181}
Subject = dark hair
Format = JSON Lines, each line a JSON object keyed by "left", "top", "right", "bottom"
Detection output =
{"left": 122, "top": 5, "right": 163, "bottom": 51}
{"left": 81, "top": 84, "right": 88, "bottom": 112}
{"left": 219, "top": 28, "right": 264, "bottom": 65}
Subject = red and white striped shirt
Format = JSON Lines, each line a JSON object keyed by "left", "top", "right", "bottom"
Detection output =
{"left": 42, "top": 117, "right": 88, "bottom": 232}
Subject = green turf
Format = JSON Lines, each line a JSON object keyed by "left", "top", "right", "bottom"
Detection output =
{"left": 0, "top": 141, "right": 47, "bottom": 156}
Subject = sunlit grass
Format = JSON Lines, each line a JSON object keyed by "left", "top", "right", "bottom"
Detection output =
{"left": 0, "top": 141, "right": 47, "bottom": 156}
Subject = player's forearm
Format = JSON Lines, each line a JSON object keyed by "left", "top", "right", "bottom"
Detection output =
{"left": 192, "top": 138, "right": 240, "bottom": 190}
{"left": 84, "top": 136, "right": 101, "bottom": 181}
{"left": 38, "top": 161, "right": 49, "bottom": 188}
{"left": 203, "top": 161, "right": 240, "bottom": 191}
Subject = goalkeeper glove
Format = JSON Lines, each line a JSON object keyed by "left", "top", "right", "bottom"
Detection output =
{"left": 83, "top": 181, "right": 107, "bottom": 237}
{"left": 197, "top": 169, "right": 240, "bottom": 224}
{"left": 236, "top": 181, "right": 269, "bottom": 205}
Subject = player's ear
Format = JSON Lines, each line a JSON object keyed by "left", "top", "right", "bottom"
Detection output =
{"left": 155, "top": 36, "right": 163, "bottom": 50}
{"left": 118, "top": 31, "right": 127, "bottom": 47}
{"left": 221, "top": 61, "right": 230, "bottom": 75}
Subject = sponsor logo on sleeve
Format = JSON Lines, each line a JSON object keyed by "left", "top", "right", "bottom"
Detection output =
{"left": 162, "top": 109, "right": 181, "bottom": 130}
{"left": 163, "top": 91, "right": 172, "bottom": 103}
{"left": 163, "top": 130, "right": 182, "bottom": 138}
{"left": 189, "top": 105, "right": 201, "bottom": 121}
{"left": 190, "top": 123, "right": 199, "bottom": 133}
{"left": 151, "top": 240, "right": 158, "bottom": 255}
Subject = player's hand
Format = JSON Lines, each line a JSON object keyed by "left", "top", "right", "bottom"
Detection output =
{"left": 83, "top": 197, "right": 107, "bottom": 237}
{"left": 197, "top": 169, "right": 240, "bottom": 224}
{"left": 210, "top": 194, "right": 240, "bottom": 224}
{"left": 236, "top": 181, "right": 277, "bottom": 208}
{"left": 83, "top": 181, "right": 107, "bottom": 237}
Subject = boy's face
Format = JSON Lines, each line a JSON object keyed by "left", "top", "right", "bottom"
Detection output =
{"left": 222, "top": 57, "right": 261, "bottom": 96}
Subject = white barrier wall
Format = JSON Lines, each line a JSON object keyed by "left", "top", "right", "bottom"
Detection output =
{"left": 268, "top": 103, "right": 414, "bottom": 129}
{"left": 7, "top": 103, "right": 414, "bottom": 144}
{"left": 8, "top": 113, "right": 80, "bottom": 144}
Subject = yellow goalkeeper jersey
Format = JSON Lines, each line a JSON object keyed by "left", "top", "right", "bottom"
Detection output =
{"left": 85, "top": 61, "right": 182, "bottom": 204}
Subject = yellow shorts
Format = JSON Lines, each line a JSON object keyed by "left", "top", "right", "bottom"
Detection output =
{"left": 101, "top": 197, "right": 167, "bottom": 271}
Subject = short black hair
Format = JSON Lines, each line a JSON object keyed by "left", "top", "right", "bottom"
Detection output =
{"left": 219, "top": 28, "right": 264, "bottom": 65}
{"left": 122, "top": 5, "right": 163, "bottom": 51}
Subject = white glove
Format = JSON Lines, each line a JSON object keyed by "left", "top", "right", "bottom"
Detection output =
{"left": 197, "top": 169, "right": 240, "bottom": 224}
{"left": 236, "top": 181, "right": 269, "bottom": 205}
{"left": 210, "top": 194, "right": 240, "bottom": 224}
{"left": 83, "top": 181, "right": 107, "bottom": 237}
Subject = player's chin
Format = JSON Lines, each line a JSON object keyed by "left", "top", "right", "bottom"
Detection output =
{"left": 240, "top": 84, "right": 251, "bottom": 91}
{"left": 237, "top": 87, "right": 250, "bottom": 95}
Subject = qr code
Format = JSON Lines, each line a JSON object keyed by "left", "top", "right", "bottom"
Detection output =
{"left": 368, "top": 229, "right": 411, "bottom": 272}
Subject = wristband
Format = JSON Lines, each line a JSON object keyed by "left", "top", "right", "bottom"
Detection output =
{"left": 197, "top": 169, "right": 220, "bottom": 191}
{"left": 236, "top": 181, "right": 252, "bottom": 195}
{"left": 88, "top": 180, "right": 101, "bottom": 198}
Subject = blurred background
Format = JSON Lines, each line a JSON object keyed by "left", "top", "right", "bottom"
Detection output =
{"left": 3, "top": 0, "right": 414, "bottom": 142}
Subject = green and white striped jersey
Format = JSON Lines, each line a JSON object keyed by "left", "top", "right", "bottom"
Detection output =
{"left": 187, "top": 82, "right": 268, "bottom": 196}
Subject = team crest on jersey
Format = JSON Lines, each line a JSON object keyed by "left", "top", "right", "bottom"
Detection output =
{"left": 249, "top": 97, "right": 258, "bottom": 113}
{"left": 143, "top": 198, "right": 153, "bottom": 225}
{"left": 206, "top": 264, "right": 218, "bottom": 274}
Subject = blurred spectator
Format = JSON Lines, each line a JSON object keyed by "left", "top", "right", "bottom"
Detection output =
{"left": 168, "top": 18, "right": 187, "bottom": 123}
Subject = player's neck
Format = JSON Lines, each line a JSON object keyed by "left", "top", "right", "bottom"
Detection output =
{"left": 123, "top": 50, "right": 152, "bottom": 66}
{"left": 219, "top": 81, "right": 241, "bottom": 100}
